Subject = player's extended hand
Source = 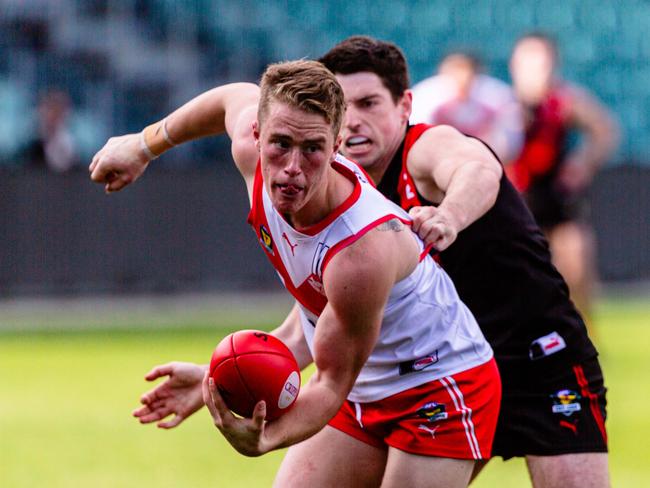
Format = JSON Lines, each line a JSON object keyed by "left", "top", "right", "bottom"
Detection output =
{"left": 89, "top": 133, "right": 150, "bottom": 193}
{"left": 202, "top": 372, "right": 269, "bottom": 457}
{"left": 409, "top": 205, "right": 459, "bottom": 252}
{"left": 132, "top": 362, "right": 207, "bottom": 429}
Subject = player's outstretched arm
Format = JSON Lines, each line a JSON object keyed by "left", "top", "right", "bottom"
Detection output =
{"left": 89, "top": 83, "right": 260, "bottom": 193}
{"left": 133, "top": 361, "right": 207, "bottom": 429}
{"left": 203, "top": 228, "right": 406, "bottom": 456}
{"left": 271, "top": 302, "right": 313, "bottom": 370}
{"left": 408, "top": 125, "right": 502, "bottom": 251}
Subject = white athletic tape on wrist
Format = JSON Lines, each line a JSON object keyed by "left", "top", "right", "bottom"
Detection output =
{"left": 162, "top": 118, "right": 178, "bottom": 146}
{"left": 140, "top": 130, "right": 158, "bottom": 160}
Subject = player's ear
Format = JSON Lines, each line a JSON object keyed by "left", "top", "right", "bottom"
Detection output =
{"left": 399, "top": 90, "right": 413, "bottom": 124}
{"left": 252, "top": 120, "right": 261, "bottom": 151}
{"left": 333, "top": 133, "right": 342, "bottom": 158}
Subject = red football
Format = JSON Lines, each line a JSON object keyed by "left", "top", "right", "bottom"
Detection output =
{"left": 209, "top": 330, "right": 301, "bottom": 421}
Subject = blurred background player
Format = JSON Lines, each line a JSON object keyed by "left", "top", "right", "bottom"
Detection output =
{"left": 507, "top": 32, "right": 620, "bottom": 326}
{"left": 410, "top": 51, "right": 523, "bottom": 164}
{"left": 18, "top": 89, "right": 78, "bottom": 172}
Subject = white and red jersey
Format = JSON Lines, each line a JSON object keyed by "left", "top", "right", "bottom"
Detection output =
{"left": 247, "top": 154, "right": 492, "bottom": 403}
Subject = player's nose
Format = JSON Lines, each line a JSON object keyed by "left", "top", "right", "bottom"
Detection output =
{"left": 284, "top": 149, "right": 302, "bottom": 175}
{"left": 344, "top": 108, "right": 362, "bottom": 130}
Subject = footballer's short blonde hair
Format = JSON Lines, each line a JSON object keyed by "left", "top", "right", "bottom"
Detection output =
{"left": 258, "top": 60, "right": 345, "bottom": 137}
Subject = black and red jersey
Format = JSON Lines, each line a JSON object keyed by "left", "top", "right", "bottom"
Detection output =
{"left": 376, "top": 124, "right": 597, "bottom": 377}
{"left": 505, "top": 85, "right": 584, "bottom": 227}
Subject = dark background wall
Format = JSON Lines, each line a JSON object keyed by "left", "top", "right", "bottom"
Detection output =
{"left": 1, "top": 164, "right": 647, "bottom": 296}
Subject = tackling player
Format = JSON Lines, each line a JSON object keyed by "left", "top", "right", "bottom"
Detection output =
{"left": 319, "top": 36, "right": 608, "bottom": 487}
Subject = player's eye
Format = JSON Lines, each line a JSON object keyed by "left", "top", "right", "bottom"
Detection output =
{"left": 273, "top": 140, "right": 290, "bottom": 149}
{"left": 304, "top": 144, "right": 321, "bottom": 154}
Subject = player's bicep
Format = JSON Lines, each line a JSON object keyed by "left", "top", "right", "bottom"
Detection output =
{"left": 410, "top": 125, "right": 502, "bottom": 191}
{"left": 311, "top": 239, "right": 395, "bottom": 394}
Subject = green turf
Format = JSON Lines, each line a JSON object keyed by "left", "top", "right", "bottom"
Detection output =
{"left": 0, "top": 298, "right": 648, "bottom": 487}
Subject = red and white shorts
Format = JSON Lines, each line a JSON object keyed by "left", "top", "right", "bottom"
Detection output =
{"left": 328, "top": 358, "right": 501, "bottom": 459}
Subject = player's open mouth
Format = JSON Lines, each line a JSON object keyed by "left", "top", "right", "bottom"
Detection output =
{"left": 345, "top": 135, "right": 371, "bottom": 149}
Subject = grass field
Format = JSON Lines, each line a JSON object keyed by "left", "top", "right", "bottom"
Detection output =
{"left": 1, "top": 295, "right": 648, "bottom": 487}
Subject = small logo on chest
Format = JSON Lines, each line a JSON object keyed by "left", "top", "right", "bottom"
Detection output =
{"left": 282, "top": 232, "right": 298, "bottom": 256}
{"left": 259, "top": 225, "right": 274, "bottom": 255}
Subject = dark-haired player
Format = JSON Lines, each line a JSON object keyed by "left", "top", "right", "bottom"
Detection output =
{"left": 319, "top": 36, "right": 608, "bottom": 487}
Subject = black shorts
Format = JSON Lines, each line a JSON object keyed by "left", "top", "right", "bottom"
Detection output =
{"left": 525, "top": 183, "right": 589, "bottom": 229}
{"left": 492, "top": 355, "right": 608, "bottom": 459}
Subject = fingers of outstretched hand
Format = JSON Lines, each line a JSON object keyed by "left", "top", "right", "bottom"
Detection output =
{"left": 133, "top": 403, "right": 173, "bottom": 424}
{"left": 144, "top": 363, "right": 175, "bottom": 382}
{"left": 157, "top": 414, "right": 185, "bottom": 429}
{"left": 139, "top": 382, "right": 171, "bottom": 405}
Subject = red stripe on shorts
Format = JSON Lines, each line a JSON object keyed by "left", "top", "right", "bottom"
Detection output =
{"left": 573, "top": 364, "right": 607, "bottom": 444}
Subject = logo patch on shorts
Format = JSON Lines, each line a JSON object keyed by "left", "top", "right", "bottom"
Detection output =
{"left": 529, "top": 331, "right": 566, "bottom": 360}
{"left": 259, "top": 225, "right": 274, "bottom": 255}
{"left": 551, "top": 389, "right": 582, "bottom": 416}
{"left": 416, "top": 402, "right": 448, "bottom": 422}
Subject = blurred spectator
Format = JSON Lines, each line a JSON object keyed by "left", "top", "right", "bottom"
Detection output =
{"left": 507, "top": 32, "right": 620, "bottom": 326}
{"left": 410, "top": 52, "right": 523, "bottom": 163}
{"left": 19, "top": 90, "right": 78, "bottom": 172}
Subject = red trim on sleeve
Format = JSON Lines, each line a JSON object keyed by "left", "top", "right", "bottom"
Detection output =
{"left": 320, "top": 214, "right": 411, "bottom": 275}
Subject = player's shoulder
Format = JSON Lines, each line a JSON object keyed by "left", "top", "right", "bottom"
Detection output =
{"left": 325, "top": 222, "right": 403, "bottom": 279}
{"left": 408, "top": 124, "right": 466, "bottom": 158}
{"left": 322, "top": 223, "right": 406, "bottom": 308}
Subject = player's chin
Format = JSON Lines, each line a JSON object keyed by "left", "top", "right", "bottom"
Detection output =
{"left": 272, "top": 196, "right": 304, "bottom": 215}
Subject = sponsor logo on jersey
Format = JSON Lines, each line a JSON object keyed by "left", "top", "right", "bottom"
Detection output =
{"left": 399, "top": 351, "right": 439, "bottom": 375}
{"left": 551, "top": 389, "right": 582, "bottom": 416}
{"left": 259, "top": 225, "right": 274, "bottom": 255}
{"left": 416, "top": 402, "right": 448, "bottom": 422}
{"left": 529, "top": 331, "right": 566, "bottom": 360}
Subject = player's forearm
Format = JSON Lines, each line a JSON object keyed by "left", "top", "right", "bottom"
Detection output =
{"left": 262, "top": 372, "right": 346, "bottom": 452}
{"left": 439, "top": 160, "right": 501, "bottom": 232}
{"left": 143, "top": 83, "right": 259, "bottom": 158}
